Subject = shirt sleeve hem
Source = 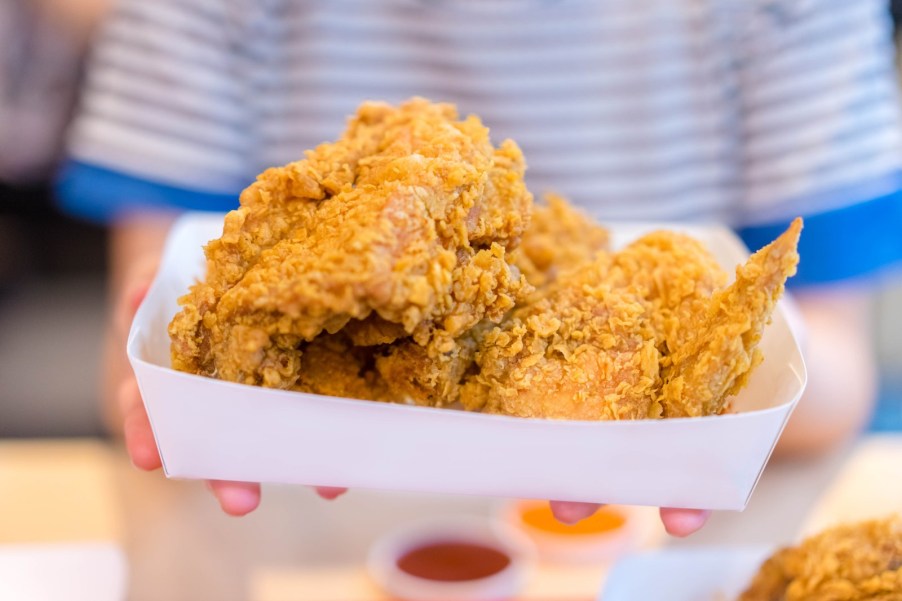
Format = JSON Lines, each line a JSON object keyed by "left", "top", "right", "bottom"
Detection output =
{"left": 55, "top": 160, "right": 241, "bottom": 223}
{"left": 738, "top": 176, "right": 902, "bottom": 287}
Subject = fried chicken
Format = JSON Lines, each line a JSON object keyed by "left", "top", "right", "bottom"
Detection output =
{"left": 739, "top": 515, "right": 902, "bottom": 601}
{"left": 169, "top": 97, "right": 801, "bottom": 421}
{"left": 169, "top": 98, "right": 532, "bottom": 389}
{"left": 461, "top": 219, "right": 801, "bottom": 420}
{"left": 660, "top": 218, "right": 801, "bottom": 417}
{"left": 374, "top": 326, "right": 485, "bottom": 407}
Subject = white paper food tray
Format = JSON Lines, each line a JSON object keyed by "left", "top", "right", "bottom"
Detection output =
{"left": 600, "top": 546, "right": 771, "bottom": 600}
{"left": 127, "top": 213, "right": 806, "bottom": 511}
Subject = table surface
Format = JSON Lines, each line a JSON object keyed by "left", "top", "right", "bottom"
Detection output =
{"left": 4, "top": 435, "right": 898, "bottom": 601}
{"left": 117, "top": 438, "right": 855, "bottom": 601}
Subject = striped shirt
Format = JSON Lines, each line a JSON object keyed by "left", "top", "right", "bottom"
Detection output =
{"left": 60, "top": 0, "right": 902, "bottom": 285}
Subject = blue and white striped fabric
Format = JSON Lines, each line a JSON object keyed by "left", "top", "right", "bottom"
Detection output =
{"left": 59, "top": 0, "right": 902, "bottom": 286}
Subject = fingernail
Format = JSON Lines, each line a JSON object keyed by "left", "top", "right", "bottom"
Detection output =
{"left": 549, "top": 501, "right": 600, "bottom": 524}
{"left": 216, "top": 485, "right": 260, "bottom": 516}
{"left": 664, "top": 509, "right": 711, "bottom": 537}
{"left": 316, "top": 487, "right": 347, "bottom": 500}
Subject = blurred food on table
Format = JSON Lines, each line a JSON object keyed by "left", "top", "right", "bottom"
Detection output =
{"left": 738, "top": 515, "right": 902, "bottom": 601}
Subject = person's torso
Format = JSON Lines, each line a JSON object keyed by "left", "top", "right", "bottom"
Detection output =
{"left": 241, "top": 0, "right": 751, "bottom": 222}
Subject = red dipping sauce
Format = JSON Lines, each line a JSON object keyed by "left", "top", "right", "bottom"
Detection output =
{"left": 396, "top": 541, "right": 512, "bottom": 582}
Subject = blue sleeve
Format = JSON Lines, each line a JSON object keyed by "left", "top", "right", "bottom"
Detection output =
{"left": 56, "top": 160, "right": 242, "bottom": 223}
{"left": 738, "top": 174, "right": 902, "bottom": 287}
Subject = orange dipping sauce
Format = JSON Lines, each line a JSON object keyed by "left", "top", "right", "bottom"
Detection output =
{"left": 519, "top": 503, "right": 626, "bottom": 536}
{"left": 397, "top": 541, "right": 511, "bottom": 582}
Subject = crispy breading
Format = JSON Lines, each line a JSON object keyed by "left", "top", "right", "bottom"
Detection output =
{"left": 375, "top": 194, "right": 609, "bottom": 408}
{"left": 660, "top": 218, "right": 802, "bottom": 418}
{"left": 739, "top": 515, "right": 902, "bottom": 601}
{"left": 374, "top": 326, "right": 485, "bottom": 407}
{"left": 169, "top": 98, "right": 531, "bottom": 388}
{"left": 511, "top": 193, "right": 610, "bottom": 290}
{"left": 291, "top": 334, "right": 388, "bottom": 401}
{"left": 460, "top": 254, "right": 663, "bottom": 420}
{"left": 607, "top": 231, "right": 727, "bottom": 352}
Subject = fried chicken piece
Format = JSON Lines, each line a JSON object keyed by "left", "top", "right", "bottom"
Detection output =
{"left": 739, "top": 515, "right": 902, "bottom": 601}
{"left": 460, "top": 254, "right": 662, "bottom": 420}
{"left": 511, "top": 193, "right": 610, "bottom": 289}
{"left": 461, "top": 218, "right": 801, "bottom": 421}
{"left": 169, "top": 98, "right": 531, "bottom": 388}
{"left": 660, "top": 218, "right": 802, "bottom": 418}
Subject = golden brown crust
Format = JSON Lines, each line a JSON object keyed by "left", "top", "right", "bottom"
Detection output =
{"left": 375, "top": 327, "right": 484, "bottom": 407}
{"left": 739, "top": 515, "right": 902, "bottom": 601}
{"left": 291, "top": 334, "right": 389, "bottom": 402}
{"left": 661, "top": 218, "right": 802, "bottom": 418}
{"left": 460, "top": 254, "right": 663, "bottom": 420}
{"left": 607, "top": 230, "right": 727, "bottom": 353}
{"left": 459, "top": 220, "right": 800, "bottom": 421}
{"left": 510, "top": 193, "right": 610, "bottom": 290}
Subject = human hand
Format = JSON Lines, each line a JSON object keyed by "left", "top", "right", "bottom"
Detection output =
{"left": 112, "top": 260, "right": 345, "bottom": 516}
{"left": 549, "top": 501, "right": 710, "bottom": 537}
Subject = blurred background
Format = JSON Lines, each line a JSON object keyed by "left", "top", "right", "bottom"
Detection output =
{"left": 2, "top": 2, "right": 902, "bottom": 600}
{"left": 1, "top": 0, "right": 901, "bottom": 437}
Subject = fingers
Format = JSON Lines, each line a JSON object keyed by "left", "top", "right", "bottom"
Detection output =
{"left": 115, "top": 282, "right": 149, "bottom": 335}
{"left": 549, "top": 501, "right": 602, "bottom": 524}
{"left": 548, "top": 502, "right": 711, "bottom": 536}
{"left": 127, "top": 282, "right": 151, "bottom": 314}
{"left": 119, "top": 379, "right": 162, "bottom": 471}
{"left": 315, "top": 486, "right": 347, "bottom": 500}
{"left": 115, "top": 258, "right": 159, "bottom": 335}
{"left": 204, "top": 484, "right": 338, "bottom": 517}
{"left": 208, "top": 481, "right": 261, "bottom": 516}
{"left": 659, "top": 508, "right": 711, "bottom": 537}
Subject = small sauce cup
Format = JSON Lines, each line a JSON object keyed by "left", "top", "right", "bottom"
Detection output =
{"left": 501, "top": 500, "right": 641, "bottom": 564}
{"left": 367, "top": 516, "right": 536, "bottom": 601}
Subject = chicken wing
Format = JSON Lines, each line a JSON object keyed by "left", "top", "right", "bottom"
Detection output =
{"left": 660, "top": 218, "right": 802, "bottom": 417}
{"left": 462, "top": 218, "right": 801, "bottom": 421}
